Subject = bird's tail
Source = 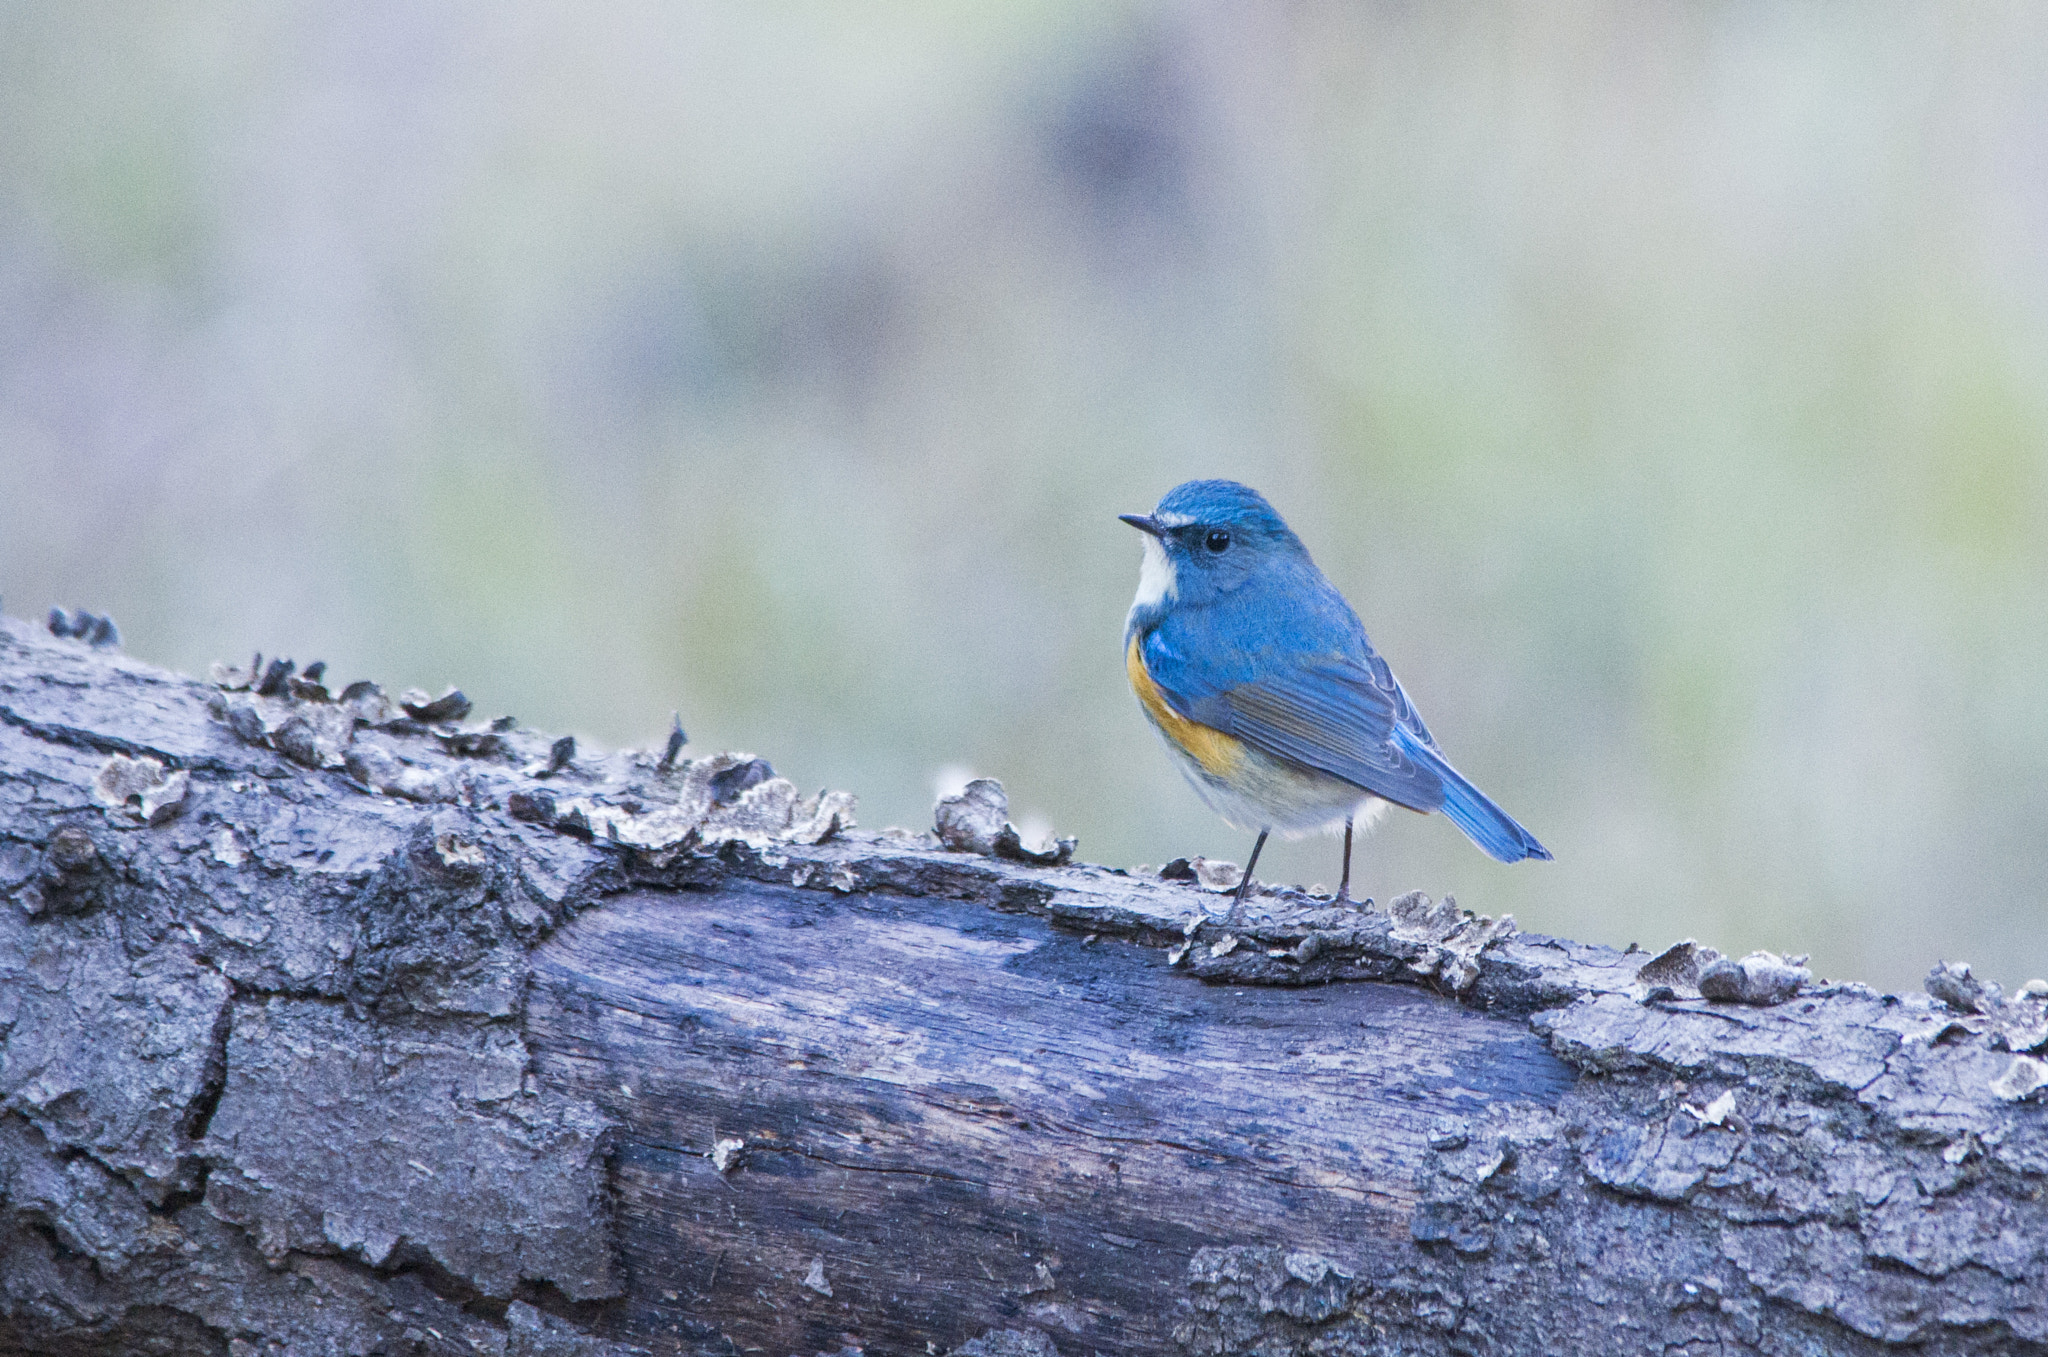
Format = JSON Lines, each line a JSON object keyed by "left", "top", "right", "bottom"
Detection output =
{"left": 1396, "top": 729, "right": 1552, "bottom": 863}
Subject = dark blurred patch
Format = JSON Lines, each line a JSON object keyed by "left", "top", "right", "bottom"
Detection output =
{"left": 759, "top": 244, "right": 901, "bottom": 400}
{"left": 591, "top": 271, "right": 718, "bottom": 413}
{"left": 1036, "top": 31, "right": 1198, "bottom": 251}
{"left": 581, "top": 243, "right": 902, "bottom": 425}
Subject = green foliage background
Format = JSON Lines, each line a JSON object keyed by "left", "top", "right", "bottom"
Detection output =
{"left": 5, "top": 3, "right": 2046, "bottom": 991}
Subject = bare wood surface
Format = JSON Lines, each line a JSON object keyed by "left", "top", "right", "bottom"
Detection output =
{"left": 2, "top": 614, "right": 2046, "bottom": 1356}
{"left": 527, "top": 882, "right": 1572, "bottom": 1354}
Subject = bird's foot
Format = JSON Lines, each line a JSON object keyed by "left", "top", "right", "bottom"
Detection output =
{"left": 1223, "top": 879, "right": 1255, "bottom": 927}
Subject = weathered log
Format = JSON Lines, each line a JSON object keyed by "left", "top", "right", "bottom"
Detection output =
{"left": 1, "top": 614, "right": 2046, "bottom": 1356}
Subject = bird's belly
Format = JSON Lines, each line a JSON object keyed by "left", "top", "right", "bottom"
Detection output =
{"left": 1164, "top": 733, "right": 1384, "bottom": 837}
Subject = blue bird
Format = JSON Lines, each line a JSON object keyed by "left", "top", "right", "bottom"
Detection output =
{"left": 1121, "top": 479, "right": 1549, "bottom": 919}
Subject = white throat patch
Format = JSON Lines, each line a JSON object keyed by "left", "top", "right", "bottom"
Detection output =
{"left": 1131, "top": 534, "right": 1177, "bottom": 612}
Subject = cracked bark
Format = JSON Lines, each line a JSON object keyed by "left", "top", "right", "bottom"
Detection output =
{"left": 1, "top": 615, "right": 2045, "bottom": 1357}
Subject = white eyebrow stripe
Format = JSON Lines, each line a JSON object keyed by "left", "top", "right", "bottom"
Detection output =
{"left": 1152, "top": 511, "right": 1193, "bottom": 529}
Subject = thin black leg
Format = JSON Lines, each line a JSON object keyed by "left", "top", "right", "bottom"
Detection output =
{"left": 1333, "top": 817, "right": 1355, "bottom": 905}
{"left": 1225, "top": 828, "right": 1270, "bottom": 925}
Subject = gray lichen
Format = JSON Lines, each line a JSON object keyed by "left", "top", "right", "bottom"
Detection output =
{"left": 934, "top": 777, "right": 1075, "bottom": 866}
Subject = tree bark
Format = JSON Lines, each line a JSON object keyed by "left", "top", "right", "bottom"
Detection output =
{"left": 1, "top": 615, "right": 2044, "bottom": 1357}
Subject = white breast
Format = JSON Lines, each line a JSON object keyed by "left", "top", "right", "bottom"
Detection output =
{"left": 1130, "top": 535, "right": 1177, "bottom": 612}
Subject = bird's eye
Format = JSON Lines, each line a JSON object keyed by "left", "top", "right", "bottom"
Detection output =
{"left": 1205, "top": 530, "right": 1231, "bottom": 553}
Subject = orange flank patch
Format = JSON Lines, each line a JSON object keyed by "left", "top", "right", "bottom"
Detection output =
{"left": 1126, "top": 636, "right": 1245, "bottom": 779}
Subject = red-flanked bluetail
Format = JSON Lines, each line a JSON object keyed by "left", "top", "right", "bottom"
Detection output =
{"left": 1121, "top": 479, "right": 1549, "bottom": 919}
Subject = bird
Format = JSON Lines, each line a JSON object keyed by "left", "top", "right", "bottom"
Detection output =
{"left": 1120, "top": 479, "right": 1549, "bottom": 920}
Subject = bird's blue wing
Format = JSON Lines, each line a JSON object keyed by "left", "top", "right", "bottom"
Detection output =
{"left": 1200, "top": 657, "right": 1449, "bottom": 814}
{"left": 1141, "top": 628, "right": 1551, "bottom": 860}
{"left": 1140, "top": 625, "right": 1447, "bottom": 812}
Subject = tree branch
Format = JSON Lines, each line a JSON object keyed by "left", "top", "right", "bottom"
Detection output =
{"left": 1, "top": 615, "right": 2043, "bottom": 1356}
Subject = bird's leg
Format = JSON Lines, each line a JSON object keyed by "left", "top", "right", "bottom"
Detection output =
{"left": 1225, "top": 828, "right": 1270, "bottom": 926}
{"left": 1333, "top": 816, "right": 1355, "bottom": 906}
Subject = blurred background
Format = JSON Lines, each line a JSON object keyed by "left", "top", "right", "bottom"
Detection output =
{"left": 3, "top": 2, "right": 2046, "bottom": 992}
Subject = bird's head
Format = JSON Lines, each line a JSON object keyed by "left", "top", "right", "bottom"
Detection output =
{"left": 1120, "top": 479, "right": 1307, "bottom": 617}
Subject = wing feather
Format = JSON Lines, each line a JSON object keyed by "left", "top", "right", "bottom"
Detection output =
{"left": 1135, "top": 624, "right": 1445, "bottom": 814}
{"left": 1202, "top": 661, "right": 1446, "bottom": 812}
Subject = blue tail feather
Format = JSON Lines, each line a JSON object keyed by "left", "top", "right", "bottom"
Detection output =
{"left": 1397, "top": 729, "right": 1551, "bottom": 863}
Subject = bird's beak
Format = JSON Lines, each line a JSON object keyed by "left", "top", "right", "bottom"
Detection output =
{"left": 1119, "top": 513, "right": 1165, "bottom": 538}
